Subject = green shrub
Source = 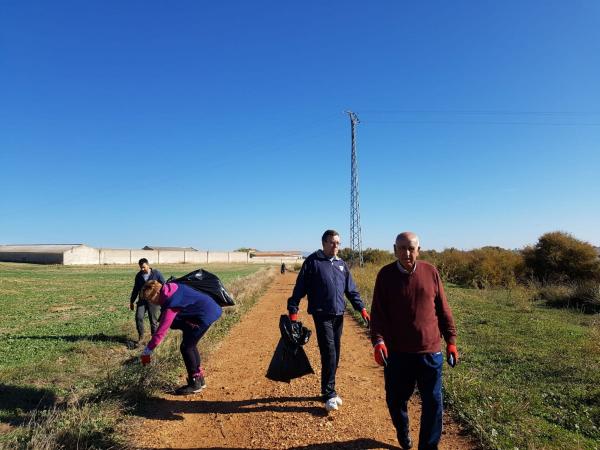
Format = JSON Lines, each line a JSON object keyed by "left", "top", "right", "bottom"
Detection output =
{"left": 523, "top": 231, "right": 600, "bottom": 283}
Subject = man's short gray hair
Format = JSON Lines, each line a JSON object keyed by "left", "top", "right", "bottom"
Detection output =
{"left": 395, "top": 232, "right": 420, "bottom": 248}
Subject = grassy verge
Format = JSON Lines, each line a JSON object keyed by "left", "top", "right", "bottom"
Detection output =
{"left": 351, "top": 264, "right": 600, "bottom": 450}
{"left": 0, "top": 263, "right": 275, "bottom": 449}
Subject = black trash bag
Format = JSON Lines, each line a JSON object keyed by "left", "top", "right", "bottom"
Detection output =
{"left": 266, "top": 315, "right": 314, "bottom": 383}
{"left": 279, "top": 314, "right": 311, "bottom": 347}
{"left": 166, "top": 269, "right": 235, "bottom": 307}
{"left": 266, "top": 338, "right": 314, "bottom": 383}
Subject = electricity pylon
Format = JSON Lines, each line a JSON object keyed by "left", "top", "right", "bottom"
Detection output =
{"left": 347, "top": 111, "right": 363, "bottom": 267}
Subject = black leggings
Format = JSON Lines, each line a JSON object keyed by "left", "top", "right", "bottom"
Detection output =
{"left": 172, "top": 318, "right": 211, "bottom": 377}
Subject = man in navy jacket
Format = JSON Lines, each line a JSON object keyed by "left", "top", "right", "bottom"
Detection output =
{"left": 129, "top": 258, "right": 165, "bottom": 344}
{"left": 288, "top": 229, "right": 370, "bottom": 412}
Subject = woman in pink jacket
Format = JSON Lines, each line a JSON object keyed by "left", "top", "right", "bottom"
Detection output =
{"left": 140, "top": 280, "right": 222, "bottom": 395}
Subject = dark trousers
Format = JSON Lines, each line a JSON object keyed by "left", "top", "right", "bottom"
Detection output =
{"left": 135, "top": 301, "right": 160, "bottom": 339}
{"left": 171, "top": 318, "right": 211, "bottom": 378}
{"left": 384, "top": 352, "right": 443, "bottom": 450}
{"left": 313, "top": 314, "right": 344, "bottom": 400}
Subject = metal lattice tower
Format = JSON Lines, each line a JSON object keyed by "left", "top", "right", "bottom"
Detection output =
{"left": 347, "top": 111, "right": 363, "bottom": 266}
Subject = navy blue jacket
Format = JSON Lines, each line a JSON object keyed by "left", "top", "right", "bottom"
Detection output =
{"left": 130, "top": 268, "right": 166, "bottom": 304}
{"left": 287, "top": 250, "right": 365, "bottom": 316}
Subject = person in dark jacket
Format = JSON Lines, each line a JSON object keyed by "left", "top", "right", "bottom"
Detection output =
{"left": 370, "top": 232, "right": 458, "bottom": 450}
{"left": 140, "top": 280, "right": 222, "bottom": 395}
{"left": 129, "top": 258, "right": 165, "bottom": 344}
{"left": 287, "top": 229, "right": 370, "bottom": 412}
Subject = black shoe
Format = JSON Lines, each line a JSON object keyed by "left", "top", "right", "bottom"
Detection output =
{"left": 174, "top": 375, "right": 205, "bottom": 395}
{"left": 397, "top": 433, "right": 412, "bottom": 450}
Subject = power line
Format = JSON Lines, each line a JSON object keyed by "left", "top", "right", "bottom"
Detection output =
{"left": 362, "top": 120, "right": 600, "bottom": 126}
{"left": 358, "top": 109, "right": 600, "bottom": 116}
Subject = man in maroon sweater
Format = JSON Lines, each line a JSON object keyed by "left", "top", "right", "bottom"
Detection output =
{"left": 370, "top": 232, "right": 459, "bottom": 450}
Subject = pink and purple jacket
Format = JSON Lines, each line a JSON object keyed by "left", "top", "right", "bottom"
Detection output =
{"left": 145, "top": 282, "right": 222, "bottom": 352}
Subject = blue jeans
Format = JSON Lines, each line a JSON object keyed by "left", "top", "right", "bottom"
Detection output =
{"left": 384, "top": 352, "right": 443, "bottom": 450}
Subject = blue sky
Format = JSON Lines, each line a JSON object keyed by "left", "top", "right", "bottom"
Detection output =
{"left": 1, "top": 1, "right": 599, "bottom": 252}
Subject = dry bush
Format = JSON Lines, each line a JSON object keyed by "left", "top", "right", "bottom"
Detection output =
{"left": 467, "top": 247, "right": 525, "bottom": 288}
{"left": 425, "top": 247, "right": 524, "bottom": 288}
{"left": 571, "top": 280, "right": 600, "bottom": 313}
{"left": 536, "top": 281, "right": 600, "bottom": 313}
{"left": 3, "top": 400, "right": 124, "bottom": 450}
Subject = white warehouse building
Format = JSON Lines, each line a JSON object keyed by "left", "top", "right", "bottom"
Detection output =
{"left": 0, "top": 244, "right": 252, "bottom": 265}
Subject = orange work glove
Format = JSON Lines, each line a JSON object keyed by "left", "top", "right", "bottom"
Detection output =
{"left": 289, "top": 313, "right": 298, "bottom": 322}
{"left": 373, "top": 341, "right": 388, "bottom": 367}
{"left": 360, "top": 308, "right": 370, "bottom": 327}
{"left": 140, "top": 347, "right": 153, "bottom": 366}
{"left": 446, "top": 343, "right": 459, "bottom": 367}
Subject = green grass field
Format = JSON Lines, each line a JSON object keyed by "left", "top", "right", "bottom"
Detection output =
{"left": 353, "top": 265, "right": 600, "bottom": 450}
{"left": 445, "top": 286, "right": 599, "bottom": 450}
{"left": 0, "top": 262, "right": 272, "bottom": 448}
{"left": 3, "top": 262, "right": 599, "bottom": 449}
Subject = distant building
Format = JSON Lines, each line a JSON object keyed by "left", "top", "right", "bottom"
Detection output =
{"left": 250, "top": 250, "right": 304, "bottom": 264}
{"left": 0, "top": 244, "right": 99, "bottom": 265}
{"left": 0, "top": 244, "right": 249, "bottom": 265}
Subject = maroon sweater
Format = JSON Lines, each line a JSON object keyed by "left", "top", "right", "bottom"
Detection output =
{"left": 370, "top": 260, "right": 456, "bottom": 353}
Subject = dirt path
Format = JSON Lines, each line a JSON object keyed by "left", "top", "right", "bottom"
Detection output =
{"left": 131, "top": 273, "right": 476, "bottom": 449}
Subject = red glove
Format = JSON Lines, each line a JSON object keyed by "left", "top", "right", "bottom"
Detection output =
{"left": 140, "top": 354, "right": 151, "bottom": 366}
{"left": 446, "top": 343, "right": 459, "bottom": 367}
{"left": 373, "top": 341, "right": 388, "bottom": 366}
{"left": 289, "top": 313, "right": 298, "bottom": 322}
{"left": 360, "top": 308, "right": 370, "bottom": 327}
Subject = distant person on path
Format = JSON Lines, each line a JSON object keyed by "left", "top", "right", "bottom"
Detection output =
{"left": 129, "top": 258, "right": 165, "bottom": 345}
{"left": 287, "top": 229, "right": 370, "bottom": 412}
{"left": 280, "top": 262, "right": 286, "bottom": 274}
{"left": 140, "top": 279, "right": 222, "bottom": 395}
{"left": 370, "top": 232, "right": 458, "bottom": 450}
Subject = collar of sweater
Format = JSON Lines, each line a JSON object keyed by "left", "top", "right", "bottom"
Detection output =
{"left": 396, "top": 260, "right": 417, "bottom": 274}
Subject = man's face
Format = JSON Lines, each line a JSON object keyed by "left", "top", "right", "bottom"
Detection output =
{"left": 394, "top": 238, "right": 420, "bottom": 271}
{"left": 322, "top": 234, "right": 341, "bottom": 258}
{"left": 140, "top": 263, "right": 151, "bottom": 274}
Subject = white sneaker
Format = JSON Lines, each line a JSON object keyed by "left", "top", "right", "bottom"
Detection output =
{"left": 324, "top": 397, "right": 339, "bottom": 411}
{"left": 334, "top": 396, "right": 343, "bottom": 406}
